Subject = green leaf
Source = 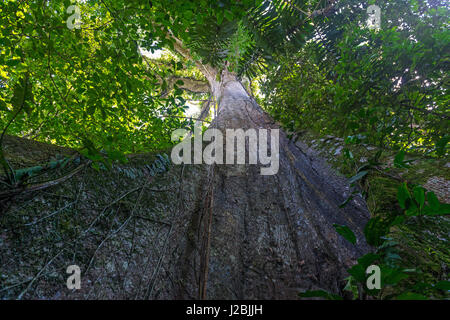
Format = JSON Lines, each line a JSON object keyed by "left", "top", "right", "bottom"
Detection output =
{"left": 10, "top": 74, "right": 33, "bottom": 115}
{"left": 343, "top": 276, "right": 359, "bottom": 300}
{"left": 413, "top": 186, "right": 425, "bottom": 210}
{"left": 6, "top": 58, "right": 20, "bottom": 67}
{"left": 435, "top": 135, "right": 449, "bottom": 156}
{"left": 347, "top": 264, "right": 366, "bottom": 283}
{"left": 348, "top": 170, "right": 368, "bottom": 184}
{"left": 87, "top": 105, "right": 96, "bottom": 115}
{"left": 405, "top": 201, "right": 419, "bottom": 216}
{"left": 439, "top": 203, "right": 450, "bottom": 215}
{"left": 339, "top": 195, "right": 354, "bottom": 208}
{"left": 382, "top": 267, "right": 409, "bottom": 285}
{"left": 343, "top": 149, "right": 354, "bottom": 160}
{"left": 364, "top": 216, "right": 390, "bottom": 246}
{"left": 224, "top": 10, "right": 234, "bottom": 21}
{"left": 217, "top": 11, "right": 224, "bottom": 25}
{"left": 0, "top": 100, "right": 6, "bottom": 111}
{"left": 333, "top": 224, "right": 357, "bottom": 244}
{"left": 394, "top": 150, "right": 409, "bottom": 168}
{"left": 394, "top": 150, "right": 404, "bottom": 164}
{"left": 357, "top": 253, "right": 380, "bottom": 269}
{"left": 427, "top": 191, "right": 440, "bottom": 211}
{"left": 397, "top": 182, "right": 411, "bottom": 210}
{"left": 389, "top": 215, "right": 405, "bottom": 227}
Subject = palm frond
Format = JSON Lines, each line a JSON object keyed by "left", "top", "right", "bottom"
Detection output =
{"left": 179, "top": 0, "right": 331, "bottom": 78}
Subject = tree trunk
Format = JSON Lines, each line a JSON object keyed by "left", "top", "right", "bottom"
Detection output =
{"left": 0, "top": 70, "right": 371, "bottom": 300}
{"left": 175, "top": 70, "right": 371, "bottom": 299}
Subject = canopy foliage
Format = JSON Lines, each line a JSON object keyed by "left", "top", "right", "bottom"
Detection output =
{"left": 0, "top": 0, "right": 449, "bottom": 300}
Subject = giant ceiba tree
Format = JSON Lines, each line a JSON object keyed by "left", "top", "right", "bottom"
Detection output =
{"left": 0, "top": 0, "right": 372, "bottom": 299}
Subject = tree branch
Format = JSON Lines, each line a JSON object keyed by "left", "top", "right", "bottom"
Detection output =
{"left": 168, "top": 32, "right": 217, "bottom": 83}
{"left": 166, "top": 76, "right": 209, "bottom": 94}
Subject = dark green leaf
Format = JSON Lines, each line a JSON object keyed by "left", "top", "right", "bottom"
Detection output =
{"left": 397, "top": 182, "right": 411, "bottom": 210}
{"left": 333, "top": 224, "right": 356, "bottom": 244}
{"left": 348, "top": 170, "right": 368, "bottom": 184}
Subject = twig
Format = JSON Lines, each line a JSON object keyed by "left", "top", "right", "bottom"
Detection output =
{"left": 144, "top": 225, "right": 173, "bottom": 299}
{"left": 23, "top": 201, "right": 76, "bottom": 226}
{"left": 85, "top": 178, "right": 151, "bottom": 274}
{"left": 17, "top": 249, "right": 64, "bottom": 300}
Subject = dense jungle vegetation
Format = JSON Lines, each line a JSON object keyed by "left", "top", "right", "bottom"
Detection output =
{"left": 0, "top": 0, "right": 449, "bottom": 300}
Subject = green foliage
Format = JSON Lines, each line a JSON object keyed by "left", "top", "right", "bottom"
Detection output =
{"left": 307, "top": 180, "right": 449, "bottom": 300}
{"left": 262, "top": 0, "right": 449, "bottom": 156}
{"left": 333, "top": 224, "right": 357, "bottom": 244}
{"left": 0, "top": 0, "right": 193, "bottom": 160}
{"left": 226, "top": 22, "right": 254, "bottom": 73}
{"left": 0, "top": 0, "right": 447, "bottom": 300}
{"left": 291, "top": 0, "right": 449, "bottom": 300}
{"left": 163, "top": 0, "right": 325, "bottom": 77}
{"left": 0, "top": 0, "right": 328, "bottom": 170}
{"left": 397, "top": 183, "right": 450, "bottom": 216}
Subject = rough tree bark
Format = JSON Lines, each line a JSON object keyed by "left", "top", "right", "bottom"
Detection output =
{"left": 172, "top": 66, "right": 371, "bottom": 299}
{"left": 0, "top": 64, "right": 372, "bottom": 300}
